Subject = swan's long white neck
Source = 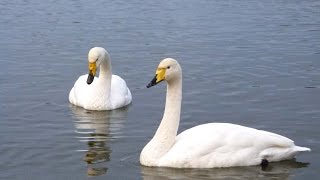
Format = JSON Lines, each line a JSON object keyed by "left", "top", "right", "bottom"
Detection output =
{"left": 98, "top": 54, "right": 112, "bottom": 97}
{"left": 141, "top": 74, "right": 182, "bottom": 164}
{"left": 99, "top": 55, "right": 112, "bottom": 79}
{"left": 155, "top": 77, "right": 182, "bottom": 144}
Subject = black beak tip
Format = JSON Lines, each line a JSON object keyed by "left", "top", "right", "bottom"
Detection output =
{"left": 146, "top": 75, "right": 158, "bottom": 88}
{"left": 87, "top": 74, "right": 94, "bottom": 85}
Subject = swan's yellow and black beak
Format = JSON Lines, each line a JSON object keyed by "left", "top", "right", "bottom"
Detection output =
{"left": 147, "top": 68, "right": 166, "bottom": 88}
{"left": 87, "top": 62, "right": 97, "bottom": 85}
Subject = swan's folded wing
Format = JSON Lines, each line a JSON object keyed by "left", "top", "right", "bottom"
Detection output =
{"left": 110, "top": 75, "right": 132, "bottom": 108}
{"left": 159, "top": 123, "right": 296, "bottom": 168}
{"left": 69, "top": 74, "right": 88, "bottom": 106}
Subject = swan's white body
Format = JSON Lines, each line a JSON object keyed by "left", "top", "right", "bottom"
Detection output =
{"left": 140, "top": 58, "right": 310, "bottom": 168}
{"left": 69, "top": 47, "right": 132, "bottom": 110}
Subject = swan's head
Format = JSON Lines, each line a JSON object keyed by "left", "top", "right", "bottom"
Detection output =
{"left": 147, "top": 58, "right": 182, "bottom": 88}
{"left": 87, "top": 47, "right": 109, "bottom": 85}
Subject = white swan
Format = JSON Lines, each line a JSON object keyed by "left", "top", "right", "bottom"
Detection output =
{"left": 140, "top": 58, "right": 310, "bottom": 168}
{"left": 69, "top": 47, "right": 132, "bottom": 110}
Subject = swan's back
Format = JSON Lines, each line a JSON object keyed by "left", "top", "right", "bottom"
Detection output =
{"left": 158, "top": 123, "right": 309, "bottom": 168}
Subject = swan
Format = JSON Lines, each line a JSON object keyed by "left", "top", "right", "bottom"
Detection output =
{"left": 140, "top": 58, "right": 310, "bottom": 168}
{"left": 69, "top": 47, "right": 132, "bottom": 110}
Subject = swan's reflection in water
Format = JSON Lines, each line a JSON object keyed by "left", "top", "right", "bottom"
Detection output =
{"left": 70, "top": 105, "right": 129, "bottom": 176}
{"left": 141, "top": 159, "right": 309, "bottom": 180}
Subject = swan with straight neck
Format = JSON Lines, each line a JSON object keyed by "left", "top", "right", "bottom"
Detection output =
{"left": 140, "top": 58, "right": 310, "bottom": 168}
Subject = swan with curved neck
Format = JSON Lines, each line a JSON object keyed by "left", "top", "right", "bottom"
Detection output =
{"left": 69, "top": 47, "right": 132, "bottom": 110}
{"left": 140, "top": 58, "right": 310, "bottom": 168}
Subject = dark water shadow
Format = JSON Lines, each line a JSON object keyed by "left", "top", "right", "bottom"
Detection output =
{"left": 141, "top": 159, "right": 309, "bottom": 180}
{"left": 70, "top": 105, "right": 129, "bottom": 177}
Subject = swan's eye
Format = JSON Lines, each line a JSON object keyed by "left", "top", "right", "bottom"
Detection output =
{"left": 167, "top": 66, "right": 170, "bottom": 69}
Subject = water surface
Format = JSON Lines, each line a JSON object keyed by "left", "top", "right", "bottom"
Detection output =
{"left": 0, "top": 0, "right": 319, "bottom": 179}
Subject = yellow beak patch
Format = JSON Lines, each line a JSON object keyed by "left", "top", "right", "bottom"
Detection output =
{"left": 88, "top": 62, "right": 97, "bottom": 76}
{"left": 156, "top": 68, "right": 166, "bottom": 83}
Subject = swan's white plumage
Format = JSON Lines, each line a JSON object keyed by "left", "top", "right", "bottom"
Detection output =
{"left": 69, "top": 74, "right": 131, "bottom": 110}
{"left": 140, "top": 58, "right": 310, "bottom": 168}
{"left": 158, "top": 123, "right": 307, "bottom": 168}
{"left": 69, "top": 47, "right": 132, "bottom": 110}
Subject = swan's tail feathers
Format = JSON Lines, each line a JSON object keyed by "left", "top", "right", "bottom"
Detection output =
{"left": 293, "top": 146, "right": 311, "bottom": 152}
{"left": 260, "top": 145, "right": 310, "bottom": 162}
{"left": 289, "top": 146, "right": 311, "bottom": 159}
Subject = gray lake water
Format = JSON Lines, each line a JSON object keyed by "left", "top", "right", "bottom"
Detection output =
{"left": 1, "top": 0, "right": 319, "bottom": 179}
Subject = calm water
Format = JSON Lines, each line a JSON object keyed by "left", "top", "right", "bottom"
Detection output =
{"left": 1, "top": 0, "right": 319, "bottom": 179}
